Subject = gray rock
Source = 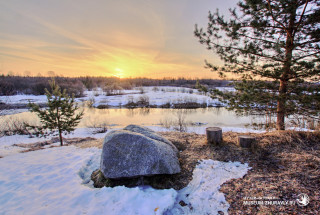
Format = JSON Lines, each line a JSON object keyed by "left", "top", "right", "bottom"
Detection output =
{"left": 123, "top": 124, "right": 178, "bottom": 155}
{"left": 100, "top": 125, "right": 180, "bottom": 179}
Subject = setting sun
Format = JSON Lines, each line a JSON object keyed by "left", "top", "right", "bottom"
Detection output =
{"left": 114, "top": 68, "right": 124, "bottom": 78}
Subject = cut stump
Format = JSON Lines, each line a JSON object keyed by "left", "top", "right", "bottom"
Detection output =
{"left": 238, "top": 135, "right": 256, "bottom": 148}
{"left": 206, "top": 127, "right": 222, "bottom": 145}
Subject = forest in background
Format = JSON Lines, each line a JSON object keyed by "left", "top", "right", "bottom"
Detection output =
{"left": 0, "top": 75, "right": 230, "bottom": 97}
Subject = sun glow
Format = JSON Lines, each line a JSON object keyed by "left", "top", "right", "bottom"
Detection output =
{"left": 114, "top": 68, "right": 124, "bottom": 78}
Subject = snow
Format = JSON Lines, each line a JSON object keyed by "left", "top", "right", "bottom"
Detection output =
{"left": 168, "top": 160, "right": 250, "bottom": 215}
{"left": 0, "top": 134, "right": 49, "bottom": 157}
{"left": 0, "top": 94, "right": 47, "bottom": 105}
{"left": 0, "top": 146, "right": 177, "bottom": 215}
{"left": 0, "top": 146, "right": 250, "bottom": 215}
{"left": 215, "top": 87, "right": 236, "bottom": 92}
{"left": 0, "top": 126, "right": 264, "bottom": 158}
{"left": 86, "top": 86, "right": 223, "bottom": 107}
{"left": 286, "top": 127, "right": 313, "bottom": 132}
{"left": 0, "top": 86, "right": 224, "bottom": 109}
{"left": 0, "top": 128, "right": 114, "bottom": 158}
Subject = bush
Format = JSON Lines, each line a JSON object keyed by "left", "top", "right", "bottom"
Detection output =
{"left": 86, "top": 96, "right": 95, "bottom": 108}
{"left": 86, "top": 122, "right": 108, "bottom": 134}
{"left": 125, "top": 96, "right": 138, "bottom": 108}
{"left": 0, "top": 116, "right": 31, "bottom": 136}
{"left": 138, "top": 87, "right": 145, "bottom": 94}
{"left": 103, "top": 84, "right": 123, "bottom": 96}
{"left": 159, "top": 117, "right": 173, "bottom": 129}
{"left": 159, "top": 110, "right": 190, "bottom": 132}
{"left": 137, "top": 95, "right": 149, "bottom": 107}
{"left": 152, "top": 87, "right": 159, "bottom": 92}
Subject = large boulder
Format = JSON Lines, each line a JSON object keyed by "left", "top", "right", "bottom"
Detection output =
{"left": 100, "top": 125, "right": 180, "bottom": 179}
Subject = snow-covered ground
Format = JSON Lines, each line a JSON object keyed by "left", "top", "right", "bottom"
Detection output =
{"left": 0, "top": 126, "right": 264, "bottom": 158}
{"left": 0, "top": 86, "right": 225, "bottom": 110}
{"left": 0, "top": 94, "right": 47, "bottom": 106}
{"left": 0, "top": 145, "right": 250, "bottom": 215}
{"left": 0, "top": 128, "right": 106, "bottom": 157}
{"left": 86, "top": 86, "right": 223, "bottom": 107}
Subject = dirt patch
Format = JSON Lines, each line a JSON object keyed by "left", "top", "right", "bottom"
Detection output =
{"left": 75, "top": 138, "right": 103, "bottom": 149}
{"left": 14, "top": 137, "right": 99, "bottom": 153}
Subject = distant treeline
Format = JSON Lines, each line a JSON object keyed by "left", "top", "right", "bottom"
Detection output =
{"left": 0, "top": 75, "right": 231, "bottom": 96}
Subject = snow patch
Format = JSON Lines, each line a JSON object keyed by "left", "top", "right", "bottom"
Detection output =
{"left": 0, "top": 128, "right": 110, "bottom": 157}
{"left": 78, "top": 149, "right": 101, "bottom": 186}
{"left": 0, "top": 146, "right": 177, "bottom": 215}
{"left": 0, "top": 145, "right": 250, "bottom": 215}
{"left": 167, "top": 160, "right": 250, "bottom": 215}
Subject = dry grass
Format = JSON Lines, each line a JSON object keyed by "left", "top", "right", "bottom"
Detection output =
{"left": 159, "top": 131, "right": 320, "bottom": 214}
{"left": 14, "top": 137, "right": 99, "bottom": 153}
{"left": 76, "top": 138, "right": 103, "bottom": 149}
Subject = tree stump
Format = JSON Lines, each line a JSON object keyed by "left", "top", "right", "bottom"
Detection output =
{"left": 206, "top": 127, "right": 222, "bottom": 145}
{"left": 238, "top": 135, "right": 256, "bottom": 148}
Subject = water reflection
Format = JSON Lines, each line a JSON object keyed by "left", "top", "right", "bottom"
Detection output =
{"left": 81, "top": 107, "right": 265, "bottom": 128}
{"left": 1, "top": 107, "right": 266, "bottom": 129}
{"left": 125, "top": 108, "right": 153, "bottom": 117}
{"left": 209, "top": 107, "right": 223, "bottom": 115}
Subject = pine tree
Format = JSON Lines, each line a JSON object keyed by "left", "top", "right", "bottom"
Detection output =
{"left": 29, "top": 79, "right": 84, "bottom": 146}
{"left": 195, "top": 0, "right": 320, "bottom": 130}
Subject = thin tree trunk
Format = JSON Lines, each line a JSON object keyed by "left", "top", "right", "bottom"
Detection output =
{"left": 59, "top": 129, "right": 63, "bottom": 146}
{"left": 277, "top": 80, "right": 287, "bottom": 130}
{"left": 56, "top": 105, "right": 63, "bottom": 146}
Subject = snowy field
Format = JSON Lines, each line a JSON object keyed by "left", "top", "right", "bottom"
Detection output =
{"left": 86, "top": 86, "right": 224, "bottom": 107}
{"left": 0, "top": 145, "right": 250, "bottom": 215}
{"left": 0, "top": 86, "right": 225, "bottom": 109}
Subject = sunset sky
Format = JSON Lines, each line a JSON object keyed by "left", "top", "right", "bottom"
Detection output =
{"left": 0, "top": 0, "right": 237, "bottom": 78}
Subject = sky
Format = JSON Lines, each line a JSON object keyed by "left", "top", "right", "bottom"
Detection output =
{"left": 0, "top": 0, "right": 237, "bottom": 78}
